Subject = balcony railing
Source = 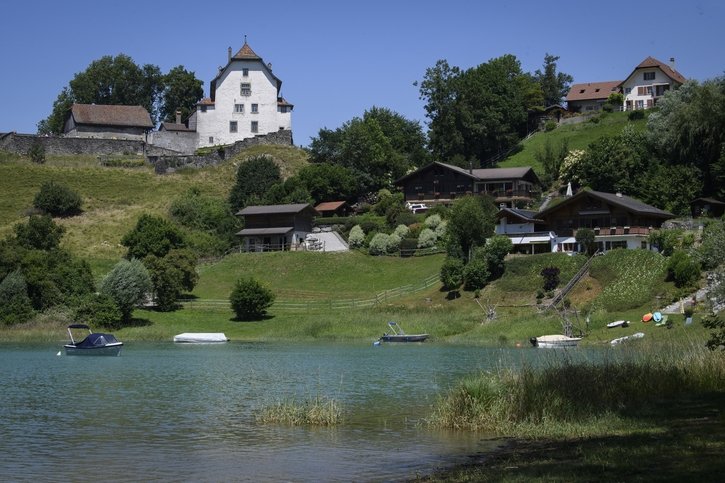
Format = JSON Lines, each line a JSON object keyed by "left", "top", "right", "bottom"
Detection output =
{"left": 572, "top": 226, "right": 653, "bottom": 237}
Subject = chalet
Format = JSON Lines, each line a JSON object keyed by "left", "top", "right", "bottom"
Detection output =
{"left": 236, "top": 203, "right": 318, "bottom": 251}
{"left": 63, "top": 104, "right": 153, "bottom": 140}
{"left": 314, "top": 201, "right": 350, "bottom": 218}
{"left": 565, "top": 81, "right": 621, "bottom": 112}
{"left": 494, "top": 207, "right": 553, "bottom": 254}
{"left": 188, "top": 39, "right": 293, "bottom": 148}
{"left": 620, "top": 56, "right": 686, "bottom": 111}
{"left": 394, "top": 162, "right": 541, "bottom": 208}
{"left": 690, "top": 197, "right": 725, "bottom": 218}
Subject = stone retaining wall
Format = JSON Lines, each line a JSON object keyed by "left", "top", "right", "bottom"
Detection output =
{"left": 0, "top": 132, "right": 179, "bottom": 156}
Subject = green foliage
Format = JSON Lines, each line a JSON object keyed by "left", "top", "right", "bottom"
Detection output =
{"left": 19, "top": 248, "right": 94, "bottom": 310}
{"left": 159, "top": 65, "right": 204, "bottom": 123}
{"left": 122, "top": 214, "right": 186, "bottom": 259}
{"left": 575, "top": 228, "right": 597, "bottom": 255}
{"left": 446, "top": 195, "right": 496, "bottom": 261}
{"left": 607, "top": 92, "right": 624, "bottom": 107}
{"left": 590, "top": 249, "right": 668, "bottom": 311}
{"left": 666, "top": 250, "right": 701, "bottom": 288}
{"left": 169, "top": 188, "right": 240, "bottom": 255}
{"left": 368, "top": 233, "right": 390, "bottom": 256}
{"left": 463, "top": 258, "right": 490, "bottom": 291}
{"left": 0, "top": 270, "right": 34, "bottom": 326}
{"left": 294, "top": 163, "right": 359, "bottom": 202}
{"left": 393, "top": 224, "right": 410, "bottom": 238}
{"left": 100, "top": 258, "right": 152, "bottom": 323}
{"left": 229, "top": 277, "right": 275, "bottom": 320}
{"left": 424, "top": 214, "right": 443, "bottom": 230}
{"left": 39, "top": 54, "right": 164, "bottom": 133}
{"left": 14, "top": 215, "right": 64, "bottom": 251}
{"left": 628, "top": 110, "right": 645, "bottom": 120}
{"left": 144, "top": 249, "right": 198, "bottom": 311}
{"left": 476, "top": 235, "right": 513, "bottom": 280}
{"left": 228, "top": 155, "right": 281, "bottom": 210}
{"left": 440, "top": 257, "right": 464, "bottom": 291}
{"left": 535, "top": 138, "right": 568, "bottom": 186}
{"left": 33, "top": 180, "right": 83, "bottom": 217}
{"left": 347, "top": 225, "right": 365, "bottom": 249}
{"left": 698, "top": 219, "right": 725, "bottom": 270}
{"left": 702, "top": 311, "right": 725, "bottom": 350}
{"left": 648, "top": 229, "right": 682, "bottom": 257}
{"left": 534, "top": 53, "right": 573, "bottom": 107}
{"left": 544, "top": 120, "right": 557, "bottom": 132}
{"left": 540, "top": 266, "right": 560, "bottom": 291}
{"left": 393, "top": 210, "right": 417, "bottom": 227}
{"left": 417, "top": 227, "right": 437, "bottom": 248}
{"left": 73, "top": 292, "right": 122, "bottom": 329}
{"left": 28, "top": 140, "right": 46, "bottom": 164}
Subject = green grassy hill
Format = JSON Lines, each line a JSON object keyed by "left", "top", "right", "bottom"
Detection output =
{"left": 0, "top": 145, "right": 308, "bottom": 271}
{"left": 499, "top": 111, "right": 648, "bottom": 174}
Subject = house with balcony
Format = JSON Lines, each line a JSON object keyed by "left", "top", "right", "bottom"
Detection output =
{"left": 394, "top": 162, "right": 541, "bottom": 208}
{"left": 620, "top": 56, "right": 686, "bottom": 111}
{"left": 533, "top": 189, "right": 674, "bottom": 253}
{"left": 495, "top": 207, "right": 554, "bottom": 254}
{"left": 235, "top": 203, "right": 318, "bottom": 251}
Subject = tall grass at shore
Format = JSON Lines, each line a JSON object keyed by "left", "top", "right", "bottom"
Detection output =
{"left": 256, "top": 395, "right": 343, "bottom": 426}
{"left": 427, "top": 341, "right": 725, "bottom": 438}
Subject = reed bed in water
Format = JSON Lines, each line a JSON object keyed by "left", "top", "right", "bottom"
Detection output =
{"left": 426, "top": 341, "right": 725, "bottom": 438}
{"left": 256, "top": 395, "right": 343, "bottom": 426}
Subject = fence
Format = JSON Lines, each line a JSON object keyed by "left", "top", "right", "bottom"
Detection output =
{"left": 178, "top": 273, "right": 441, "bottom": 312}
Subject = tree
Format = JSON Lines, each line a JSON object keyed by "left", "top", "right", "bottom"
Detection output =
{"left": 38, "top": 54, "right": 164, "bottom": 133}
{"left": 0, "top": 270, "right": 34, "bottom": 326}
{"left": 666, "top": 250, "right": 701, "bottom": 288}
{"left": 159, "top": 66, "right": 204, "bottom": 123}
{"left": 28, "top": 140, "right": 46, "bottom": 164}
{"left": 229, "top": 277, "right": 275, "bottom": 320}
{"left": 534, "top": 53, "right": 573, "bottom": 107}
{"left": 698, "top": 219, "right": 725, "bottom": 270}
{"left": 535, "top": 139, "right": 569, "bottom": 187}
{"left": 575, "top": 228, "right": 597, "bottom": 255}
{"left": 440, "top": 257, "right": 464, "bottom": 291}
{"left": 20, "top": 248, "right": 94, "bottom": 310}
{"left": 228, "top": 155, "right": 282, "bottom": 210}
{"left": 169, "top": 187, "right": 240, "bottom": 253}
{"left": 446, "top": 195, "right": 496, "bottom": 262}
{"left": 121, "top": 214, "right": 186, "bottom": 260}
{"left": 294, "top": 163, "right": 359, "bottom": 202}
{"left": 99, "top": 258, "right": 152, "bottom": 324}
{"left": 14, "top": 215, "right": 65, "bottom": 251}
{"left": 33, "top": 180, "right": 82, "bottom": 217}
{"left": 74, "top": 293, "right": 122, "bottom": 329}
{"left": 477, "top": 235, "right": 513, "bottom": 280}
{"left": 463, "top": 258, "right": 490, "bottom": 291}
{"left": 144, "top": 248, "right": 199, "bottom": 311}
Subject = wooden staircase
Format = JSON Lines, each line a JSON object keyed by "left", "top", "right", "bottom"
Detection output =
{"left": 548, "top": 251, "right": 599, "bottom": 309}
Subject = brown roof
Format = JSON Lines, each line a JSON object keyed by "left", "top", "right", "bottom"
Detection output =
{"left": 197, "top": 97, "right": 215, "bottom": 106}
{"left": 236, "top": 203, "right": 318, "bottom": 216}
{"left": 277, "top": 97, "right": 294, "bottom": 107}
{"left": 315, "top": 201, "right": 347, "bottom": 212}
{"left": 159, "top": 122, "right": 193, "bottom": 132}
{"left": 69, "top": 104, "right": 153, "bottom": 128}
{"left": 630, "top": 56, "right": 686, "bottom": 84}
{"left": 566, "top": 81, "right": 621, "bottom": 102}
{"left": 394, "top": 162, "right": 541, "bottom": 185}
{"left": 232, "top": 41, "right": 261, "bottom": 60}
{"left": 537, "top": 189, "right": 674, "bottom": 219}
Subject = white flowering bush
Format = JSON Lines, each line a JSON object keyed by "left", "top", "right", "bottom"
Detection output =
{"left": 348, "top": 225, "right": 365, "bottom": 248}
{"left": 393, "top": 224, "right": 409, "bottom": 238}
{"left": 559, "top": 149, "right": 585, "bottom": 183}
{"left": 424, "top": 214, "right": 442, "bottom": 230}
{"left": 418, "top": 228, "right": 437, "bottom": 248}
{"left": 368, "top": 233, "right": 390, "bottom": 255}
{"left": 435, "top": 220, "right": 447, "bottom": 239}
{"left": 386, "top": 233, "right": 402, "bottom": 254}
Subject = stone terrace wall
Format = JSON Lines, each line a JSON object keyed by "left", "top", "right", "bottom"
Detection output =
{"left": 149, "top": 129, "right": 293, "bottom": 174}
{"left": 0, "top": 132, "right": 181, "bottom": 157}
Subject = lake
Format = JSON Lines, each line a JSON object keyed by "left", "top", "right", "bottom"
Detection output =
{"left": 0, "top": 341, "right": 598, "bottom": 481}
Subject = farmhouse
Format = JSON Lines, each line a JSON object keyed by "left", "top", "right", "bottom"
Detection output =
{"left": 63, "top": 104, "right": 153, "bottom": 140}
{"left": 565, "top": 81, "right": 621, "bottom": 113}
{"left": 620, "top": 56, "right": 686, "bottom": 111}
{"left": 235, "top": 203, "right": 317, "bottom": 252}
{"left": 394, "top": 162, "right": 541, "bottom": 208}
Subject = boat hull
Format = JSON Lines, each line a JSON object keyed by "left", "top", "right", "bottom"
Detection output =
{"left": 531, "top": 335, "right": 581, "bottom": 348}
{"left": 173, "top": 333, "right": 229, "bottom": 343}
{"left": 379, "top": 334, "right": 429, "bottom": 343}
{"left": 64, "top": 342, "right": 123, "bottom": 356}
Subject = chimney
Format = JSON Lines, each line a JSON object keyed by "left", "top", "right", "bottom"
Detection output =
{"left": 669, "top": 57, "right": 676, "bottom": 70}
{"left": 267, "top": 62, "right": 273, "bottom": 71}
{"left": 468, "top": 160, "right": 473, "bottom": 175}
{"left": 175, "top": 110, "right": 182, "bottom": 124}
{"left": 499, "top": 203, "right": 506, "bottom": 210}
{"left": 228, "top": 47, "right": 232, "bottom": 63}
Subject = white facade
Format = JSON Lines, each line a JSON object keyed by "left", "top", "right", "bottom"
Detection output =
{"left": 194, "top": 43, "right": 293, "bottom": 148}
{"left": 620, "top": 58, "right": 684, "bottom": 111}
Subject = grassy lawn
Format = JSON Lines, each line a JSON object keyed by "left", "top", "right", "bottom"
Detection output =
{"left": 499, "top": 111, "right": 648, "bottom": 174}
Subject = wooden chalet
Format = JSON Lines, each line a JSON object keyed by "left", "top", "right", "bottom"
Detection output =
{"left": 236, "top": 203, "right": 318, "bottom": 251}
{"left": 314, "top": 201, "right": 350, "bottom": 218}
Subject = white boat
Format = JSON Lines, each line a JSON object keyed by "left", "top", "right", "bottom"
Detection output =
{"left": 173, "top": 333, "right": 229, "bottom": 343}
{"left": 607, "top": 320, "right": 630, "bottom": 328}
{"left": 610, "top": 332, "right": 645, "bottom": 346}
{"left": 530, "top": 334, "right": 582, "bottom": 348}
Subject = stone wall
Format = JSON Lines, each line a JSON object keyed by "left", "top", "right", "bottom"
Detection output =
{"left": 149, "top": 130, "right": 199, "bottom": 154}
{"left": 0, "top": 132, "right": 180, "bottom": 157}
{"left": 149, "top": 129, "right": 293, "bottom": 174}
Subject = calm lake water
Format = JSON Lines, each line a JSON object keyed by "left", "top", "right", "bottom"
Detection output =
{"left": 0, "top": 341, "right": 600, "bottom": 482}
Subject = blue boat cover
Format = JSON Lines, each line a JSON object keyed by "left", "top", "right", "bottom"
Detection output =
{"left": 75, "top": 333, "right": 119, "bottom": 348}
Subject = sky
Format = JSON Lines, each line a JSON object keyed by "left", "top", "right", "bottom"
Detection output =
{"left": 1, "top": 0, "right": 723, "bottom": 147}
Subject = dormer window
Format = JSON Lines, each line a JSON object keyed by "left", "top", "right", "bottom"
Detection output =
{"left": 240, "top": 83, "right": 251, "bottom": 96}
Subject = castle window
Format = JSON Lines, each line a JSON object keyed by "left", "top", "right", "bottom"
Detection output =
{"left": 229, "top": 121, "right": 238, "bottom": 133}
{"left": 242, "top": 68, "right": 249, "bottom": 77}
{"left": 240, "top": 83, "right": 251, "bottom": 96}
{"left": 643, "top": 72, "right": 655, "bottom": 81}
{"left": 251, "top": 121, "right": 259, "bottom": 133}
{"left": 208, "top": 136, "right": 214, "bottom": 144}
{"left": 234, "top": 104, "right": 244, "bottom": 113}
{"left": 251, "top": 103, "right": 258, "bottom": 113}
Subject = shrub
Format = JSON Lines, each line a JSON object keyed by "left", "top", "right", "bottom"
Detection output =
{"left": 14, "top": 214, "right": 64, "bottom": 251}
{"left": 73, "top": 293, "right": 122, "bottom": 329}
{"left": 386, "top": 233, "right": 402, "bottom": 254}
{"left": 540, "top": 266, "right": 561, "bottom": 291}
{"left": 407, "top": 223, "right": 423, "bottom": 239}
{"left": 628, "top": 110, "right": 645, "bottom": 120}
{"left": 394, "top": 210, "right": 418, "bottom": 227}
{"left": 666, "top": 250, "right": 700, "bottom": 288}
{"left": 424, "top": 214, "right": 443, "bottom": 230}
{"left": 368, "top": 233, "right": 390, "bottom": 256}
{"left": 230, "top": 277, "right": 275, "bottom": 320}
{"left": 33, "top": 181, "right": 82, "bottom": 217}
{"left": 544, "top": 120, "right": 557, "bottom": 131}
{"left": 99, "top": 259, "right": 152, "bottom": 324}
{"left": 347, "top": 225, "right": 365, "bottom": 249}
{"left": 122, "top": 214, "right": 186, "bottom": 259}
{"left": 440, "top": 257, "right": 464, "bottom": 291}
{"left": 434, "top": 220, "right": 448, "bottom": 239}
{"left": 28, "top": 140, "right": 45, "bottom": 164}
{"left": 463, "top": 258, "right": 490, "bottom": 291}
{"left": 0, "top": 270, "right": 34, "bottom": 326}
{"left": 393, "top": 224, "right": 409, "bottom": 238}
{"left": 417, "top": 228, "right": 437, "bottom": 248}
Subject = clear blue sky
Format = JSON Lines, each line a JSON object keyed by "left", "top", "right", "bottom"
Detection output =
{"left": 1, "top": 0, "right": 723, "bottom": 147}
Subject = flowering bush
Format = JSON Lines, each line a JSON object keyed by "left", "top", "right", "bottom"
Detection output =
{"left": 559, "top": 149, "right": 585, "bottom": 183}
{"left": 393, "top": 224, "right": 409, "bottom": 238}
{"left": 434, "top": 220, "right": 447, "bottom": 239}
{"left": 418, "top": 228, "right": 437, "bottom": 248}
{"left": 386, "top": 233, "right": 402, "bottom": 254}
{"left": 348, "top": 225, "right": 365, "bottom": 248}
{"left": 368, "top": 233, "right": 390, "bottom": 255}
{"left": 424, "top": 214, "right": 443, "bottom": 229}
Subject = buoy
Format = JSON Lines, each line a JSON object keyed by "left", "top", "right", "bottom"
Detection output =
{"left": 56, "top": 351, "right": 61, "bottom": 356}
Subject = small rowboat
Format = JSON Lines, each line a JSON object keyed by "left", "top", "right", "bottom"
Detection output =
{"left": 530, "top": 334, "right": 582, "bottom": 349}
{"left": 378, "top": 321, "right": 428, "bottom": 343}
{"left": 607, "top": 320, "right": 630, "bottom": 328}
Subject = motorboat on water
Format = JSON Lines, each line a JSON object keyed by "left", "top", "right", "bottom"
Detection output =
{"left": 64, "top": 324, "right": 123, "bottom": 356}
{"left": 173, "top": 332, "right": 229, "bottom": 343}
{"left": 378, "top": 321, "right": 428, "bottom": 343}
{"left": 530, "top": 334, "right": 582, "bottom": 348}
